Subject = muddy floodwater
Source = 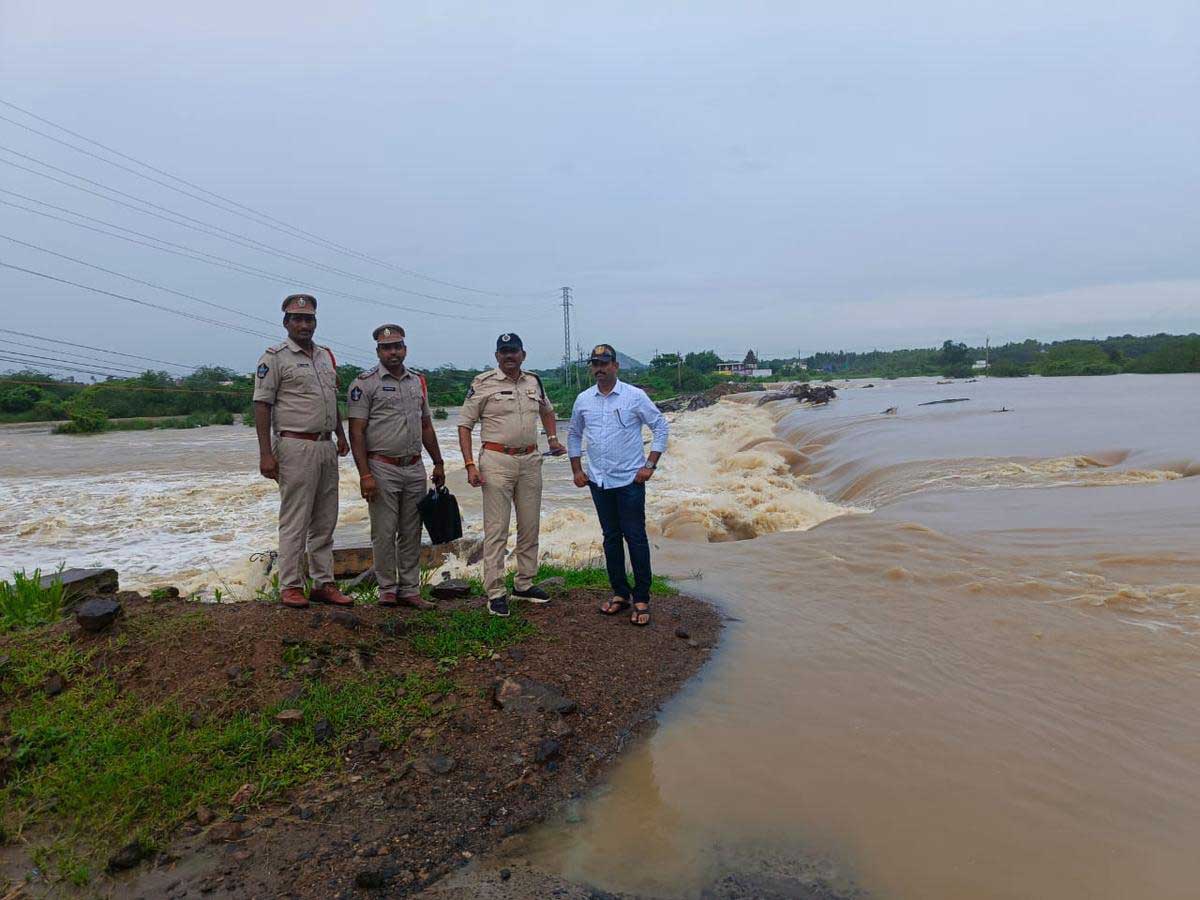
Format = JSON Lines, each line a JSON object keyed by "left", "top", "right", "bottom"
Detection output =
{"left": 3, "top": 374, "right": 1199, "bottom": 899}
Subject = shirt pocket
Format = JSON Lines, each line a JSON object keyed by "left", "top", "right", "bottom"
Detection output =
{"left": 282, "top": 366, "right": 318, "bottom": 393}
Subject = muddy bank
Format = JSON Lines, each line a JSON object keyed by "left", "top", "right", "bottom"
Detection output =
{"left": 0, "top": 586, "right": 720, "bottom": 898}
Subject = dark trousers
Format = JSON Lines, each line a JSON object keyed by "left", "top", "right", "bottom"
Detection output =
{"left": 588, "top": 480, "right": 652, "bottom": 603}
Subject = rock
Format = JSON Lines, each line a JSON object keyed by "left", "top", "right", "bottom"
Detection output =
{"left": 500, "top": 868, "right": 511, "bottom": 881}
{"left": 313, "top": 718, "right": 334, "bottom": 743}
{"left": 309, "top": 611, "right": 324, "bottom": 629}
{"left": 275, "top": 709, "right": 304, "bottom": 726}
{"left": 493, "top": 675, "right": 577, "bottom": 716}
{"left": 354, "top": 869, "right": 392, "bottom": 889}
{"left": 42, "top": 671, "right": 66, "bottom": 697}
{"left": 106, "top": 840, "right": 149, "bottom": 872}
{"left": 756, "top": 383, "right": 838, "bottom": 407}
{"left": 533, "top": 738, "right": 561, "bottom": 763}
{"left": 413, "top": 754, "right": 456, "bottom": 776}
{"left": 547, "top": 719, "right": 575, "bottom": 739}
{"left": 195, "top": 805, "right": 216, "bottom": 826}
{"left": 535, "top": 576, "right": 567, "bottom": 593}
{"left": 331, "top": 541, "right": 373, "bottom": 578}
{"left": 674, "top": 627, "right": 690, "bottom": 640}
{"left": 430, "top": 579, "right": 472, "bottom": 601}
{"left": 360, "top": 734, "right": 382, "bottom": 755}
{"left": 688, "top": 639, "right": 703, "bottom": 649}
{"left": 225, "top": 665, "right": 243, "bottom": 681}
{"left": 187, "top": 710, "right": 204, "bottom": 729}
{"left": 207, "top": 822, "right": 242, "bottom": 844}
{"left": 266, "top": 730, "right": 287, "bottom": 751}
{"left": 42, "top": 567, "right": 118, "bottom": 606}
{"left": 75, "top": 597, "right": 123, "bottom": 633}
{"left": 0, "top": 653, "right": 11, "bottom": 675}
{"left": 329, "top": 610, "right": 361, "bottom": 630}
{"left": 229, "top": 783, "right": 255, "bottom": 807}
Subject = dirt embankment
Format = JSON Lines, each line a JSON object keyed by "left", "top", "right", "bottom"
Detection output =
{"left": 0, "top": 588, "right": 721, "bottom": 898}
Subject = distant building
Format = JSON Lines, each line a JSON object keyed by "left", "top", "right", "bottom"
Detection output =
{"left": 972, "top": 359, "right": 988, "bottom": 370}
{"left": 716, "top": 349, "right": 773, "bottom": 378}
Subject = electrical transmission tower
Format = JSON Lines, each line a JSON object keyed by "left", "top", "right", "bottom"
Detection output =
{"left": 560, "top": 286, "right": 572, "bottom": 386}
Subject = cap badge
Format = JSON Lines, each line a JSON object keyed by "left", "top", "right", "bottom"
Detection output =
{"left": 382, "top": 328, "right": 391, "bottom": 336}
{"left": 500, "top": 333, "right": 511, "bottom": 342}
{"left": 296, "top": 297, "right": 306, "bottom": 307}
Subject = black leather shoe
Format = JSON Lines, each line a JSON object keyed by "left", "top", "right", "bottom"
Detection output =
{"left": 487, "top": 596, "right": 511, "bottom": 618}
{"left": 512, "top": 585, "right": 551, "bottom": 604}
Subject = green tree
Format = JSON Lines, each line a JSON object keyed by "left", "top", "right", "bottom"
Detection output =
{"left": 683, "top": 350, "right": 722, "bottom": 373}
{"left": 938, "top": 340, "right": 973, "bottom": 378}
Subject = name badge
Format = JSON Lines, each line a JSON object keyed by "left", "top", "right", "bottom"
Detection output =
{"left": 382, "top": 385, "right": 397, "bottom": 392}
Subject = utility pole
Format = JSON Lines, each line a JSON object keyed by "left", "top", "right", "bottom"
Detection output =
{"left": 560, "top": 286, "right": 572, "bottom": 387}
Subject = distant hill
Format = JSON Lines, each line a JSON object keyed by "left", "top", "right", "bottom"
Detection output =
{"left": 617, "top": 351, "right": 647, "bottom": 371}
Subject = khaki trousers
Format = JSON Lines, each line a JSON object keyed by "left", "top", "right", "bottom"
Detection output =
{"left": 478, "top": 449, "right": 543, "bottom": 599}
{"left": 367, "top": 458, "right": 428, "bottom": 597}
{"left": 275, "top": 436, "right": 339, "bottom": 589}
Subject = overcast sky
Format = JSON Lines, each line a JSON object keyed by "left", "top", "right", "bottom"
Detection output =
{"left": 1, "top": 0, "right": 1197, "bottom": 373}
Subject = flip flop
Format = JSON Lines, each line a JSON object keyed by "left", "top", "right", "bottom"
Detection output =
{"left": 599, "top": 597, "right": 631, "bottom": 616}
{"left": 630, "top": 601, "right": 651, "bottom": 627}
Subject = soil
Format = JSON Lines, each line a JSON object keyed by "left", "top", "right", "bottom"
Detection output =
{"left": 1, "top": 588, "right": 721, "bottom": 898}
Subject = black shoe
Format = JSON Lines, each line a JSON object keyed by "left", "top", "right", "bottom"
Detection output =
{"left": 487, "top": 596, "right": 510, "bottom": 618}
{"left": 512, "top": 585, "right": 551, "bottom": 604}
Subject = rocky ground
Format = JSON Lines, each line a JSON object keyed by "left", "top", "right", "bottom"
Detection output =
{"left": 0, "top": 585, "right": 721, "bottom": 898}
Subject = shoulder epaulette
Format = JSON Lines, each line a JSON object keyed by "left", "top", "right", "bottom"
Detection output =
{"left": 265, "top": 342, "right": 287, "bottom": 354}
{"left": 355, "top": 366, "right": 379, "bottom": 380}
{"left": 528, "top": 371, "right": 547, "bottom": 399}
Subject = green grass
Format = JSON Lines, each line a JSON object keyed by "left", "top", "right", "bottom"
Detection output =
{"left": 0, "top": 630, "right": 452, "bottom": 881}
{"left": 0, "top": 568, "right": 66, "bottom": 632}
{"left": 507, "top": 563, "right": 678, "bottom": 597}
{"left": 406, "top": 607, "right": 534, "bottom": 662}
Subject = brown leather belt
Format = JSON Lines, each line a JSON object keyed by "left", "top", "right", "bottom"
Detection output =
{"left": 368, "top": 451, "right": 422, "bottom": 466}
{"left": 482, "top": 441, "right": 537, "bottom": 455}
{"left": 279, "top": 430, "right": 331, "bottom": 441}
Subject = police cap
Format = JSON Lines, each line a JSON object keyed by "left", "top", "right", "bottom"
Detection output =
{"left": 496, "top": 333, "right": 523, "bottom": 351}
{"left": 372, "top": 324, "right": 406, "bottom": 344}
{"left": 589, "top": 343, "right": 617, "bottom": 363}
{"left": 282, "top": 293, "right": 317, "bottom": 314}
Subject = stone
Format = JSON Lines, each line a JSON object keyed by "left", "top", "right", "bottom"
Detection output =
{"left": 229, "top": 783, "right": 255, "bottom": 807}
{"left": 329, "top": 611, "right": 361, "bottom": 630}
{"left": 266, "top": 730, "right": 286, "bottom": 751}
{"left": 354, "top": 869, "right": 392, "bottom": 889}
{"left": 535, "top": 576, "right": 567, "bottom": 592}
{"left": 75, "top": 597, "right": 123, "bottom": 633}
{"left": 492, "top": 675, "right": 577, "bottom": 716}
{"left": 107, "top": 840, "right": 149, "bottom": 872}
{"left": 547, "top": 719, "right": 575, "bottom": 739}
{"left": 688, "top": 639, "right": 702, "bottom": 649}
{"left": 674, "top": 627, "right": 690, "bottom": 640}
{"left": 42, "top": 567, "right": 118, "bottom": 606}
{"left": 360, "top": 734, "right": 383, "bottom": 755}
{"left": 275, "top": 709, "right": 304, "bottom": 726}
{"left": 430, "top": 579, "right": 472, "bottom": 601}
{"left": 195, "top": 805, "right": 216, "bottom": 826}
{"left": 533, "top": 738, "right": 561, "bottom": 763}
{"left": 500, "top": 868, "right": 511, "bottom": 881}
{"left": 331, "top": 541, "right": 373, "bottom": 578}
{"left": 413, "top": 754, "right": 456, "bottom": 776}
{"left": 42, "top": 671, "right": 66, "bottom": 697}
{"left": 313, "top": 718, "right": 334, "bottom": 743}
{"left": 207, "top": 822, "right": 242, "bottom": 844}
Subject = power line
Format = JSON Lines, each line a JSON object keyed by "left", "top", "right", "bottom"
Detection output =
{"left": 0, "top": 97, "right": 558, "bottom": 299}
{"left": 0, "top": 344, "right": 152, "bottom": 376}
{"left": 0, "top": 328, "right": 201, "bottom": 371}
{"left": 0, "top": 355, "right": 159, "bottom": 381}
{"left": 0, "top": 145, "right": 542, "bottom": 312}
{"left": 0, "top": 191, "right": 518, "bottom": 324}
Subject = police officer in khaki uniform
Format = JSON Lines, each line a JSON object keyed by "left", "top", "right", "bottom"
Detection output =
{"left": 347, "top": 324, "right": 445, "bottom": 608}
{"left": 457, "top": 333, "right": 565, "bottom": 617}
{"left": 253, "top": 293, "right": 354, "bottom": 609}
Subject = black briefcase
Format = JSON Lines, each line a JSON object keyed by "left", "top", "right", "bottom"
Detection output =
{"left": 418, "top": 486, "right": 464, "bottom": 545}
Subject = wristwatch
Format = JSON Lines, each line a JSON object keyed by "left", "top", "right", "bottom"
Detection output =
{"left": 645, "top": 461, "right": 657, "bottom": 470}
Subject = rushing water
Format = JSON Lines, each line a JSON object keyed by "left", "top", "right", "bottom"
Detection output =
{"left": 3, "top": 374, "right": 1199, "bottom": 898}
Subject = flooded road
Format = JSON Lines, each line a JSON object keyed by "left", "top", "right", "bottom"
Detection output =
{"left": 3, "top": 374, "right": 1199, "bottom": 898}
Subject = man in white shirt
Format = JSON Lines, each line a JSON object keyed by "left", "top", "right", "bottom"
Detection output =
{"left": 568, "top": 344, "right": 669, "bottom": 626}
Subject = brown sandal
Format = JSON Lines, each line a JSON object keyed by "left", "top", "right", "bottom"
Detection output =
{"left": 599, "top": 597, "right": 631, "bottom": 616}
{"left": 630, "top": 601, "right": 650, "bottom": 627}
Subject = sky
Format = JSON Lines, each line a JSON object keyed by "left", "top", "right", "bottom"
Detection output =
{"left": 1, "top": 0, "right": 1197, "bottom": 374}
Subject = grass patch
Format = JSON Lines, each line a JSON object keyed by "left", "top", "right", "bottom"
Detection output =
{"left": 407, "top": 607, "right": 533, "bottom": 663}
{"left": 0, "top": 630, "right": 450, "bottom": 882}
{"left": 506, "top": 563, "right": 678, "bottom": 597}
{"left": 0, "top": 568, "right": 66, "bottom": 632}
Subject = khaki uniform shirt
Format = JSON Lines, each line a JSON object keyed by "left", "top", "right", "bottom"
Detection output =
{"left": 457, "top": 368, "right": 553, "bottom": 447}
{"left": 345, "top": 365, "right": 430, "bottom": 457}
{"left": 253, "top": 338, "right": 339, "bottom": 434}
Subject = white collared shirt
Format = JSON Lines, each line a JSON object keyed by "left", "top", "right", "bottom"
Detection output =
{"left": 567, "top": 378, "right": 669, "bottom": 488}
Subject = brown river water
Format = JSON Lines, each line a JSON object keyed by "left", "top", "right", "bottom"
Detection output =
{"left": 2, "top": 374, "right": 1199, "bottom": 898}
